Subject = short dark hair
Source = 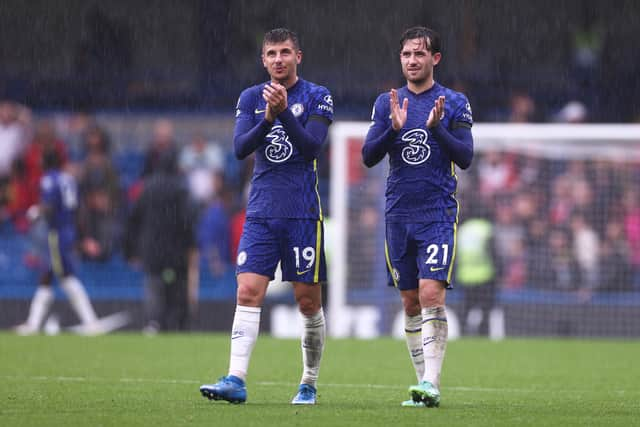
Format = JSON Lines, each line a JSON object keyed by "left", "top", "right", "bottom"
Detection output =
{"left": 263, "top": 28, "right": 300, "bottom": 51}
{"left": 400, "top": 26, "right": 441, "bottom": 54}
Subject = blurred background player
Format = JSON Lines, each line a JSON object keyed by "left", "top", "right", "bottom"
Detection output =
{"left": 14, "top": 150, "right": 102, "bottom": 335}
{"left": 362, "top": 26, "right": 474, "bottom": 407}
{"left": 200, "top": 28, "right": 334, "bottom": 405}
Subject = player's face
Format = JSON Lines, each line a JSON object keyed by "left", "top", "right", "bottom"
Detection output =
{"left": 262, "top": 39, "right": 302, "bottom": 85}
{"left": 400, "top": 38, "right": 441, "bottom": 84}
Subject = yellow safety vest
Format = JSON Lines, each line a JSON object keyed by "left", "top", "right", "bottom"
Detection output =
{"left": 455, "top": 218, "right": 494, "bottom": 286}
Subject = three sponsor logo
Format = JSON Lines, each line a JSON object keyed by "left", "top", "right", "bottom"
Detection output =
{"left": 401, "top": 128, "right": 431, "bottom": 165}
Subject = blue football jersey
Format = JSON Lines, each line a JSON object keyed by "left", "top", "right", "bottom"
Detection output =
{"left": 367, "top": 82, "right": 473, "bottom": 223}
{"left": 235, "top": 78, "right": 333, "bottom": 220}
{"left": 40, "top": 170, "right": 78, "bottom": 241}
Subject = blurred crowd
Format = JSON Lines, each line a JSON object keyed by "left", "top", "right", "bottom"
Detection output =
{"left": 460, "top": 151, "right": 640, "bottom": 297}
{"left": 0, "top": 100, "right": 251, "bottom": 282}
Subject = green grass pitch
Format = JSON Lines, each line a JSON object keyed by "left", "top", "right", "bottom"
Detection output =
{"left": 1, "top": 332, "right": 639, "bottom": 426}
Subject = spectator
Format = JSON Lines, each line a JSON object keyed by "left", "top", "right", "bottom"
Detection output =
{"left": 570, "top": 212, "right": 600, "bottom": 300}
{"left": 124, "top": 149, "right": 199, "bottom": 333}
{"left": 142, "top": 119, "right": 177, "bottom": 177}
{"left": 129, "top": 119, "right": 177, "bottom": 203}
{"left": 549, "top": 160, "right": 593, "bottom": 226}
{"left": 76, "top": 126, "right": 123, "bottom": 261}
{"left": 54, "top": 110, "right": 95, "bottom": 163}
{"left": 22, "top": 120, "right": 68, "bottom": 204}
{"left": 476, "top": 151, "right": 518, "bottom": 203}
{"left": 599, "top": 220, "right": 633, "bottom": 292}
{"left": 622, "top": 187, "right": 640, "bottom": 289}
{"left": 0, "top": 101, "right": 29, "bottom": 220}
{"left": 570, "top": 167, "right": 596, "bottom": 225}
{"left": 455, "top": 201, "right": 500, "bottom": 336}
{"left": 179, "top": 133, "right": 225, "bottom": 208}
{"left": 516, "top": 153, "right": 550, "bottom": 192}
{"left": 525, "top": 218, "right": 552, "bottom": 289}
{"left": 197, "top": 171, "right": 232, "bottom": 277}
{"left": 5, "top": 156, "right": 36, "bottom": 232}
{"left": 507, "top": 92, "right": 537, "bottom": 123}
{"left": 591, "top": 159, "right": 623, "bottom": 235}
{"left": 547, "top": 227, "right": 580, "bottom": 291}
{"left": 0, "top": 101, "right": 29, "bottom": 178}
{"left": 567, "top": 9, "right": 604, "bottom": 110}
{"left": 554, "top": 100, "right": 588, "bottom": 123}
{"left": 492, "top": 195, "right": 526, "bottom": 289}
{"left": 549, "top": 173, "right": 573, "bottom": 226}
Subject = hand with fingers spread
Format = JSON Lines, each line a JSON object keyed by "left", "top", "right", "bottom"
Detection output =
{"left": 390, "top": 88, "right": 408, "bottom": 131}
{"left": 427, "top": 95, "right": 445, "bottom": 128}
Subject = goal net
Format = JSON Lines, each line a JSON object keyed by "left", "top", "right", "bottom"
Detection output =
{"left": 328, "top": 122, "right": 640, "bottom": 339}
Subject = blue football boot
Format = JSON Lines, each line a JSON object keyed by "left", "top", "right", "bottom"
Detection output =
{"left": 291, "top": 384, "right": 317, "bottom": 405}
{"left": 200, "top": 375, "right": 247, "bottom": 404}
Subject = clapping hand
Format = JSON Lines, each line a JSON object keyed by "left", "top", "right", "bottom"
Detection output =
{"left": 263, "top": 82, "right": 288, "bottom": 122}
{"left": 390, "top": 88, "right": 408, "bottom": 131}
{"left": 427, "top": 95, "right": 445, "bottom": 128}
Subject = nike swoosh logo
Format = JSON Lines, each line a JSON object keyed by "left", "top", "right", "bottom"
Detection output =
{"left": 255, "top": 109, "right": 266, "bottom": 114}
{"left": 430, "top": 266, "right": 446, "bottom": 272}
{"left": 296, "top": 269, "right": 312, "bottom": 276}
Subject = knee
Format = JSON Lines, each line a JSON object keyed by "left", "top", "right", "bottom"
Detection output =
{"left": 297, "top": 295, "right": 321, "bottom": 316}
{"left": 420, "top": 287, "right": 446, "bottom": 308}
{"left": 236, "top": 273, "right": 269, "bottom": 307}
{"left": 236, "top": 284, "right": 262, "bottom": 307}
{"left": 402, "top": 298, "right": 421, "bottom": 316}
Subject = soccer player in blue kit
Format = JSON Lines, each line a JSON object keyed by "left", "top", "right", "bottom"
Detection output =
{"left": 362, "top": 27, "right": 474, "bottom": 408}
{"left": 200, "top": 28, "right": 333, "bottom": 405}
{"left": 15, "top": 150, "right": 101, "bottom": 335}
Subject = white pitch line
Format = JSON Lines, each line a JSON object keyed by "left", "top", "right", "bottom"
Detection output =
{"left": 0, "top": 376, "right": 632, "bottom": 395}
{"left": 255, "top": 381, "right": 538, "bottom": 393}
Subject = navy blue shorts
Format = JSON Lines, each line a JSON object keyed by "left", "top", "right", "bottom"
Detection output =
{"left": 45, "top": 231, "right": 76, "bottom": 278}
{"left": 236, "top": 218, "right": 326, "bottom": 283}
{"left": 385, "top": 221, "right": 456, "bottom": 290}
